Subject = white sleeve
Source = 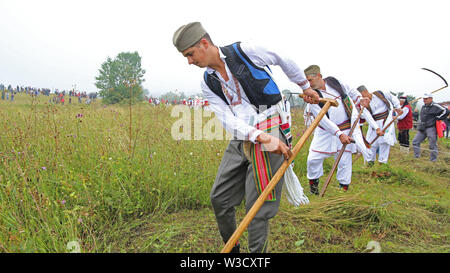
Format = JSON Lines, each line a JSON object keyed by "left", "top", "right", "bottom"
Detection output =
{"left": 383, "top": 91, "right": 401, "bottom": 109}
{"left": 308, "top": 103, "right": 343, "bottom": 137}
{"left": 397, "top": 106, "right": 409, "bottom": 120}
{"left": 201, "top": 80, "right": 263, "bottom": 143}
{"left": 341, "top": 82, "right": 378, "bottom": 129}
{"left": 362, "top": 108, "right": 380, "bottom": 130}
{"left": 240, "top": 44, "right": 311, "bottom": 90}
{"left": 342, "top": 82, "right": 362, "bottom": 104}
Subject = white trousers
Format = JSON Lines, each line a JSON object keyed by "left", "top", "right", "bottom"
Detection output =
{"left": 368, "top": 139, "right": 391, "bottom": 163}
{"left": 306, "top": 150, "right": 352, "bottom": 185}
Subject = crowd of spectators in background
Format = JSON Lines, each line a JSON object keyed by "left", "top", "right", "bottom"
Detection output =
{"left": 0, "top": 83, "right": 98, "bottom": 105}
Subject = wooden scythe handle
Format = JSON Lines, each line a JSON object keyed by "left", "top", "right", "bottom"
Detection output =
{"left": 220, "top": 96, "right": 338, "bottom": 253}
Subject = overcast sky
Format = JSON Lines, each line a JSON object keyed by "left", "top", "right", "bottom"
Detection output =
{"left": 1, "top": 0, "right": 449, "bottom": 103}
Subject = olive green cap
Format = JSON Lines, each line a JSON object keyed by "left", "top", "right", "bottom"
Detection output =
{"left": 357, "top": 85, "right": 368, "bottom": 92}
{"left": 304, "top": 65, "right": 321, "bottom": 76}
{"left": 172, "top": 22, "right": 207, "bottom": 52}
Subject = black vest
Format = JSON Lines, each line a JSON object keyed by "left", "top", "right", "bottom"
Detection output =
{"left": 204, "top": 42, "right": 281, "bottom": 113}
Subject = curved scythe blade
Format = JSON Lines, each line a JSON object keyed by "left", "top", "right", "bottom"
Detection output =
{"left": 422, "top": 67, "right": 448, "bottom": 87}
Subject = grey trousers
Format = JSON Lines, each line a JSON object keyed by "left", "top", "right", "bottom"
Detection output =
{"left": 412, "top": 127, "right": 438, "bottom": 161}
{"left": 210, "top": 139, "right": 285, "bottom": 253}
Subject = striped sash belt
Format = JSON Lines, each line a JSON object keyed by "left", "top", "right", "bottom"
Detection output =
{"left": 318, "top": 119, "right": 351, "bottom": 132}
{"left": 337, "top": 119, "right": 351, "bottom": 131}
{"left": 373, "top": 110, "right": 389, "bottom": 121}
{"left": 247, "top": 113, "right": 289, "bottom": 201}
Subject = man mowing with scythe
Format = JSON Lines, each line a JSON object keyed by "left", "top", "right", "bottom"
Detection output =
{"left": 172, "top": 22, "right": 319, "bottom": 253}
{"left": 302, "top": 65, "right": 372, "bottom": 194}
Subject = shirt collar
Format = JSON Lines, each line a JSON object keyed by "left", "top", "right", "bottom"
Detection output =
{"left": 206, "top": 46, "right": 227, "bottom": 74}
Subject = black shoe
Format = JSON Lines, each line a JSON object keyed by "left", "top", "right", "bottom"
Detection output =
{"left": 230, "top": 242, "right": 240, "bottom": 253}
{"left": 339, "top": 184, "right": 349, "bottom": 191}
{"left": 309, "top": 179, "right": 319, "bottom": 195}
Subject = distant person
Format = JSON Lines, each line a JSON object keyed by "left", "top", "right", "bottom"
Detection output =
{"left": 396, "top": 96, "right": 413, "bottom": 150}
{"left": 445, "top": 113, "right": 450, "bottom": 138}
{"left": 357, "top": 86, "right": 403, "bottom": 165}
{"left": 172, "top": 21, "right": 319, "bottom": 253}
{"left": 412, "top": 93, "right": 450, "bottom": 162}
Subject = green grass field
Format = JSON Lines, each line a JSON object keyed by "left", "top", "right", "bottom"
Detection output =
{"left": 0, "top": 93, "right": 448, "bottom": 253}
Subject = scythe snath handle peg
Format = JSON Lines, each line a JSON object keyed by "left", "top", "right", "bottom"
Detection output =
{"left": 299, "top": 93, "right": 339, "bottom": 107}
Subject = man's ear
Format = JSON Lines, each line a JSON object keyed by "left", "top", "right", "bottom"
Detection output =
{"left": 199, "top": 38, "right": 210, "bottom": 49}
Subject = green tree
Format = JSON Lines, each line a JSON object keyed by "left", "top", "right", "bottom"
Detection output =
{"left": 95, "top": 51, "right": 146, "bottom": 104}
{"left": 159, "top": 90, "right": 188, "bottom": 103}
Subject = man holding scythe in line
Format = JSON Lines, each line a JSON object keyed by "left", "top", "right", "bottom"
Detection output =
{"left": 172, "top": 22, "right": 320, "bottom": 253}
{"left": 356, "top": 86, "right": 403, "bottom": 166}
{"left": 303, "top": 65, "right": 372, "bottom": 194}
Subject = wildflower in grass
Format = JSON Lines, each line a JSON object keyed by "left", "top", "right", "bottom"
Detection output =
{"left": 76, "top": 113, "right": 83, "bottom": 118}
{"left": 78, "top": 218, "right": 83, "bottom": 223}
{"left": 41, "top": 166, "right": 46, "bottom": 170}
{"left": 61, "top": 200, "right": 66, "bottom": 205}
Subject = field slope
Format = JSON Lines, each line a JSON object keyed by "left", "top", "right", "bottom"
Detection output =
{"left": 0, "top": 94, "right": 448, "bottom": 253}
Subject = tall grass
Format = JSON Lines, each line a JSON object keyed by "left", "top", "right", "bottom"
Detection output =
{"left": 0, "top": 94, "right": 222, "bottom": 252}
{"left": 0, "top": 94, "right": 448, "bottom": 252}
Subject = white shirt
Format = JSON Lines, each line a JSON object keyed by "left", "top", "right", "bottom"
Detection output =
{"left": 308, "top": 81, "right": 375, "bottom": 138}
{"left": 397, "top": 105, "right": 410, "bottom": 120}
{"left": 366, "top": 90, "right": 401, "bottom": 130}
{"left": 366, "top": 90, "right": 401, "bottom": 144}
{"left": 201, "top": 43, "right": 310, "bottom": 143}
{"left": 308, "top": 80, "right": 373, "bottom": 153}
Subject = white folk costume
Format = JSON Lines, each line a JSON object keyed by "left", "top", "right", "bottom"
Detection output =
{"left": 303, "top": 103, "right": 314, "bottom": 127}
{"left": 306, "top": 77, "right": 372, "bottom": 189}
{"left": 199, "top": 41, "right": 310, "bottom": 252}
{"left": 364, "top": 90, "right": 400, "bottom": 164}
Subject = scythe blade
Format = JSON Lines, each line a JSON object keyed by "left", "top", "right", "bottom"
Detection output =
{"left": 421, "top": 67, "right": 448, "bottom": 90}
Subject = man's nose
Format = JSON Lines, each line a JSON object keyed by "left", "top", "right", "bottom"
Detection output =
{"left": 187, "top": 57, "right": 194, "bottom": 65}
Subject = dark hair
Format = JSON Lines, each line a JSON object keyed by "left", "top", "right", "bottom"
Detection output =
{"left": 195, "top": 33, "right": 214, "bottom": 47}
{"left": 400, "top": 96, "right": 409, "bottom": 106}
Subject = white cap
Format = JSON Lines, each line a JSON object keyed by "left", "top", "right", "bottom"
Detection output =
{"left": 423, "top": 93, "right": 433, "bottom": 98}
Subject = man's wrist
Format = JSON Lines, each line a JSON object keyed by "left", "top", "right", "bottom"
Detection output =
{"left": 251, "top": 129, "right": 264, "bottom": 144}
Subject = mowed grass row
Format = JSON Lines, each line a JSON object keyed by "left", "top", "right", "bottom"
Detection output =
{"left": 0, "top": 93, "right": 448, "bottom": 252}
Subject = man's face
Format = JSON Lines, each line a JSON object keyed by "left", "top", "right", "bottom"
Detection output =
{"left": 306, "top": 74, "right": 322, "bottom": 89}
{"left": 400, "top": 99, "right": 406, "bottom": 106}
{"left": 423, "top": 97, "right": 433, "bottom": 105}
{"left": 182, "top": 40, "right": 208, "bottom": 68}
{"left": 360, "top": 90, "right": 370, "bottom": 99}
